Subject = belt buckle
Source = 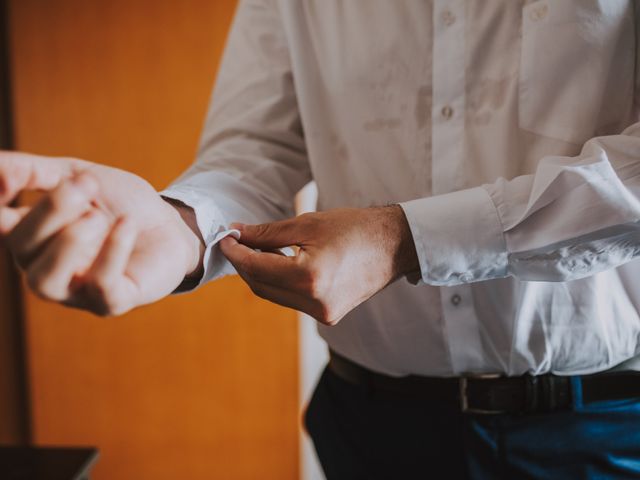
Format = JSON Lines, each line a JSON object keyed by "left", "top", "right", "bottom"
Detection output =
{"left": 459, "top": 373, "right": 504, "bottom": 415}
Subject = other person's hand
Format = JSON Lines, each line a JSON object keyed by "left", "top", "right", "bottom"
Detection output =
{"left": 219, "top": 206, "right": 419, "bottom": 325}
{"left": 0, "top": 151, "right": 203, "bottom": 316}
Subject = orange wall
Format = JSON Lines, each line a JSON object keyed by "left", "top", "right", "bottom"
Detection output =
{"left": 7, "top": 1, "right": 299, "bottom": 478}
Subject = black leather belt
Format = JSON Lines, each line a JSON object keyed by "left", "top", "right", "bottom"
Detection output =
{"left": 328, "top": 351, "right": 640, "bottom": 414}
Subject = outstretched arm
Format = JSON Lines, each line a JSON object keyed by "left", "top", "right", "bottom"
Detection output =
{"left": 0, "top": 0, "right": 311, "bottom": 315}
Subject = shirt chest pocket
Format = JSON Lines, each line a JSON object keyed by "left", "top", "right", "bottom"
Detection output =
{"left": 518, "top": 0, "right": 635, "bottom": 145}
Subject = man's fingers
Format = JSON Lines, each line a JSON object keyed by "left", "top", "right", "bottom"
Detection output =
{"left": 242, "top": 277, "right": 311, "bottom": 313}
{"left": 71, "top": 216, "right": 138, "bottom": 316}
{"left": 24, "top": 209, "right": 111, "bottom": 302}
{"left": 85, "top": 216, "right": 137, "bottom": 289}
{"left": 220, "top": 235, "right": 301, "bottom": 286}
{"left": 231, "top": 216, "right": 310, "bottom": 250}
{"left": 223, "top": 230, "right": 337, "bottom": 324}
{"left": 7, "top": 171, "right": 99, "bottom": 266}
{"left": 0, "top": 151, "right": 80, "bottom": 205}
{"left": 0, "top": 206, "right": 30, "bottom": 235}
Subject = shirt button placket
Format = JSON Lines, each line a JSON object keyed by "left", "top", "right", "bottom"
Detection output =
{"left": 431, "top": 0, "right": 466, "bottom": 196}
{"left": 433, "top": 0, "right": 484, "bottom": 374}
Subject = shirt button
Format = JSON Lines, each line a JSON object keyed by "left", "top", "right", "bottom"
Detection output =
{"left": 450, "top": 294, "right": 461, "bottom": 306}
{"left": 441, "top": 105, "right": 454, "bottom": 120}
{"left": 529, "top": 4, "right": 548, "bottom": 22}
{"left": 441, "top": 9, "right": 456, "bottom": 26}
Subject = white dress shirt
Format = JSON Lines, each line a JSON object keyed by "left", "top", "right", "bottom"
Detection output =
{"left": 162, "top": 0, "right": 640, "bottom": 377}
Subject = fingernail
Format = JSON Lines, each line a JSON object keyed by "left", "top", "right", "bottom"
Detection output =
{"left": 220, "top": 236, "right": 235, "bottom": 246}
{"left": 229, "top": 223, "right": 244, "bottom": 231}
{"left": 72, "top": 172, "right": 98, "bottom": 195}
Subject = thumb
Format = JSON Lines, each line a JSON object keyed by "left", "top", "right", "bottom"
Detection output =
{"left": 231, "top": 217, "right": 305, "bottom": 250}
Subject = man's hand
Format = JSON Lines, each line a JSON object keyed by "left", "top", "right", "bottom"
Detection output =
{"left": 0, "top": 151, "right": 203, "bottom": 316}
{"left": 219, "top": 206, "right": 419, "bottom": 325}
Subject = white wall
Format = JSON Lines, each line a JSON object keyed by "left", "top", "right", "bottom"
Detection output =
{"left": 299, "top": 313, "right": 328, "bottom": 480}
{"left": 295, "top": 183, "right": 328, "bottom": 480}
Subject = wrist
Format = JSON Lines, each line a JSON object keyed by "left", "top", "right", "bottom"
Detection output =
{"left": 162, "top": 196, "right": 205, "bottom": 281}
{"left": 385, "top": 204, "right": 419, "bottom": 279}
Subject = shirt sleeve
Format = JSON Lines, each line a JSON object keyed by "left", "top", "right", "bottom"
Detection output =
{"left": 160, "top": 0, "right": 311, "bottom": 288}
{"left": 404, "top": 4, "right": 640, "bottom": 287}
{"left": 401, "top": 121, "right": 640, "bottom": 286}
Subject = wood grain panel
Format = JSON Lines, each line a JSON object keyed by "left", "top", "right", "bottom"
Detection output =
{"left": 7, "top": 1, "right": 299, "bottom": 478}
{"left": 0, "top": 247, "right": 29, "bottom": 445}
{"left": 0, "top": 0, "right": 29, "bottom": 445}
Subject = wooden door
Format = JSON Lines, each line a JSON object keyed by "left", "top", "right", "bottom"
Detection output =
{"left": 7, "top": 1, "right": 299, "bottom": 478}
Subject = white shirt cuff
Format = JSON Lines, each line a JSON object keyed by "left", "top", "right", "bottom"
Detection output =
{"left": 160, "top": 186, "right": 239, "bottom": 291}
{"left": 400, "top": 186, "right": 509, "bottom": 285}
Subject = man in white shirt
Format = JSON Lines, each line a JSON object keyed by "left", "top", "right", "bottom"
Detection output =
{"left": 1, "top": 1, "right": 640, "bottom": 478}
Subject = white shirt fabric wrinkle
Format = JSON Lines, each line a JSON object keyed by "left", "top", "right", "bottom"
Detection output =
{"left": 162, "top": 0, "right": 640, "bottom": 377}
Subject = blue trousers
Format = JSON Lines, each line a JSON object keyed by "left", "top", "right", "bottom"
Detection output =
{"left": 304, "top": 366, "right": 640, "bottom": 479}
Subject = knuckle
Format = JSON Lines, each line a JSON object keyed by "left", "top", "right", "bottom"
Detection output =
{"left": 253, "top": 223, "right": 270, "bottom": 238}
{"left": 303, "top": 267, "right": 325, "bottom": 300}
{"left": 299, "top": 213, "right": 319, "bottom": 229}
{"left": 47, "top": 184, "right": 86, "bottom": 214}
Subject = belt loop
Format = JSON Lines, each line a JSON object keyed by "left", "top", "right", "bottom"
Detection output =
{"left": 525, "top": 375, "right": 539, "bottom": 412}
{"left": 570, "top": 376, "right": 583, "bottom": 410}
{"left": 542, "top": 376, "right": 556, "bottom": 411}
